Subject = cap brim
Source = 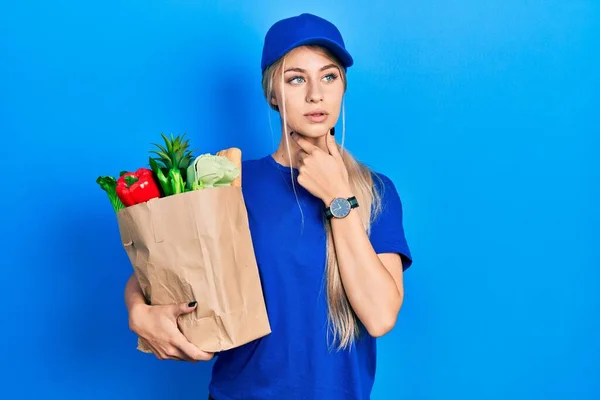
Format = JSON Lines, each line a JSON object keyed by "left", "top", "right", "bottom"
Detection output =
{"left": 267, "top": 37, "right": 354, "bottom": 71}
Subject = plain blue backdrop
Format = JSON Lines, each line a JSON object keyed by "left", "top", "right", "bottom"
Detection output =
{"left": 1, "top": 1, "right": 598, "bottom": 399}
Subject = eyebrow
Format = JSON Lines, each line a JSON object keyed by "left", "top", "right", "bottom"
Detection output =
{"left": 284, "top": 64, "right": 339, "bottom": 73}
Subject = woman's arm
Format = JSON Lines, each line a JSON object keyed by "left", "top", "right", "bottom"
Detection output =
{"left": 123, "top": 273, "right": 214, "bottom": 361}
{"left": 124, "top": 273, "right": 148, "bottom": 316}
{"left": 326, "top": 192, "right": 404, "bottom": 337}
{"left": 289, "top": 132, "right": 406, "bottom": 337}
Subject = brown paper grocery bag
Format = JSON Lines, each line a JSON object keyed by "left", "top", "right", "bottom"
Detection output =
{"left": 116, "top": 185, "right": 271, "bottom": 353}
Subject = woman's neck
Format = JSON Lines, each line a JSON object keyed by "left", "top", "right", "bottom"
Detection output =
{"left": 271, "top": 132, "right": 328, "bottom": 168}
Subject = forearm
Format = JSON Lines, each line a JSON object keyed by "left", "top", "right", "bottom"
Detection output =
{"left": 124, "top": 273, "right": 147, "bottom": 313}
{"left": 329, "top": 202, "right": 403, "bottom": 337}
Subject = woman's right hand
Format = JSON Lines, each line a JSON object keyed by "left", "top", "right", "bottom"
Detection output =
{"left": 128, "top": 301, "right": 215, "bottom": 362}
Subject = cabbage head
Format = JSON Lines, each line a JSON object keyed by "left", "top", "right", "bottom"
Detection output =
{"left": 186, "top": 154, "right": 240, "bottom": 190}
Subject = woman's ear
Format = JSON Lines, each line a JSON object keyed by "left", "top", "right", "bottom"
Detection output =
{"left": 270, "top": 95, "right": 278, "bottom": 106}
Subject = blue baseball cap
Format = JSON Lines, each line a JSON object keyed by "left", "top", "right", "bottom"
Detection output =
{"left": 261, "top": 13, "right": 354, "bottom": 73}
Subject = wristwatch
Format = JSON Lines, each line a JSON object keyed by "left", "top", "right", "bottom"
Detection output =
{"left": 325, "top": 196, "right": 359, "bottom": 220}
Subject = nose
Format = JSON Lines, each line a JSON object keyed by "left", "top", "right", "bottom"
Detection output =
{"left": 306, "top": 80, "right": 323, "bottom": 103}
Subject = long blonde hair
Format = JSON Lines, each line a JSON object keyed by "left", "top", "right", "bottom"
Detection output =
{"left": 262, "top": 45, "right": 383, "bottom": 351}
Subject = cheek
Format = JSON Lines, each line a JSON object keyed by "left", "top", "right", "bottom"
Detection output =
{"left": 281, "top": 92, "right": 305, "bottom": 121}
{"left": 332, "top": 85, "right": 345, "bottom": 103}
{"left": 326, "top": 87, "right": 344, "bottom": 117}
{"left": 282, "top": 89, "right": 304, "bottom": 107}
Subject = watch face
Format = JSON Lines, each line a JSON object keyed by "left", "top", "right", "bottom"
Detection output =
{"left": 330, "top": 198, "right": 351, "bottom": 218}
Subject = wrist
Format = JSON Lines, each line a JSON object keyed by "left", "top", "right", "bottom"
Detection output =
{"left": 322, "top": 185, "right": 353, "bottom": 206}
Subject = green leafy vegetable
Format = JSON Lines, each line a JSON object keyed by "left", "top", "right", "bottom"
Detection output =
{"left": 96, "top": 176, "right": 126, "bottom": 212}
{"left": 169, "top": 168, "right": 186, "bottom": 194}
{"left": 149, "top": 157, "right": 173, "bottom": 196}
{"left": 186, "top": 154, "right": 240, "bottom": 190}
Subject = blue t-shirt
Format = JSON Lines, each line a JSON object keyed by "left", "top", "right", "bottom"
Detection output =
{"left": 209, "top": 154, "right": 412, "bottom": 400}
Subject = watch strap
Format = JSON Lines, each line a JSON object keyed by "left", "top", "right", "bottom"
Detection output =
{"left": 325, "top": 207, "right": 334, "bottom": 219}
{"left": 348, "top": 196, "right": 358, "bottom": 208}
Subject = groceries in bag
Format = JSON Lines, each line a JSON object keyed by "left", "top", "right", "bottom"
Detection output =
{"left": 96, "top": 133, "right": 271, "bottom": 354}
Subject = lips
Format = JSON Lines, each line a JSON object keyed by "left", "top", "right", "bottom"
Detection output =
{"left": 304, "top": 110, "right": 328, "bottom": 123}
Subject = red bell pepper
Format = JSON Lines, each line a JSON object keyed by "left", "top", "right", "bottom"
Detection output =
{"left": 116, "top": 168, "right": 161, "bottom": 207}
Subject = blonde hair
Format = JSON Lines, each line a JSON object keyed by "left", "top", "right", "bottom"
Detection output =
{"left": 262, "top": 45, "right": 383, "bottom": 351}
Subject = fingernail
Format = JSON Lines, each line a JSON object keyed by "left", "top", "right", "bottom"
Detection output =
{"left": 330, "top": 127, "right": 335, "bottom": 136}
{"left": 188, "top": 301, "right": 197, "bottom": 307}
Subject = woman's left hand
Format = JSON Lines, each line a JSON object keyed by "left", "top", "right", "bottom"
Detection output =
{"left": 291, "top": 131, "right": 352, "bottom": 205}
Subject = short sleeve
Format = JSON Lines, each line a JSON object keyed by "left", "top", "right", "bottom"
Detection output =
{"left": 369, "top": 173, "right": 413, "bottom": 271}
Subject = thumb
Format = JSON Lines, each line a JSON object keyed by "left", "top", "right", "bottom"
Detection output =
{"left": 326, "top": 128, "right": 342, "bottom": 161}
{"left": 174, "top": 301, "right": 197, "bottom": 317}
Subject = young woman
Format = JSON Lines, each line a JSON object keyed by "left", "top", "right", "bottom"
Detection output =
{"left": 124, "top": 13, "right": 413, "bottom": 400}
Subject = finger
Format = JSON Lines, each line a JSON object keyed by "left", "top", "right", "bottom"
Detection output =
{"left": 290, "top": 132, "right": 319, "bottom": 154}
{"left": 164, "top": 345, "right": 194, "bottom": 362}
{"left": 173, "top": 301, "right": 197, "bottom": 317}
{"left": 146, "top": 342, "right": 168, "bottom": 360}
{"left": 167, "top": 328, "right": 214, "bottom": 361}
{"left": 297, "top": 151, "right": 308, "bottom": 165}
{"left": 177, "top": 337, "right": 215, "bottom": 361}
{"left": 326, "top": 129, "right": 343, "bottom": 161}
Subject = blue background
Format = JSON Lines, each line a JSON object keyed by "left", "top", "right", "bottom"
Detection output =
{"left": 1, "top": 1, "right": 598, "bottom": 399}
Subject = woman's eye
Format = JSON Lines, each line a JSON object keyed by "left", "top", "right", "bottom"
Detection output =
{"left": 287, "top": 73, "right": 338, "bottom": 84}
{"left": 288, "top": 76, "right": 305, "bottom": 84}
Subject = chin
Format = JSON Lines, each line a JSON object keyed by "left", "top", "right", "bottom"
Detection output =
{"left": 293, "top": 124, "right": 331, "bottom": 138}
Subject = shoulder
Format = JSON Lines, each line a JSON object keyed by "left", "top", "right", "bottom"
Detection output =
{"left": 239, "top": 155, "right": 280, "bottom": 193}
{"left": 241, "top": 156, "right": 269, "bottom": 179}
{"left": 367, "top": 169, "right": 406, "bottom": 221}
{"left": 370, "top": 170, "right": 399, "bottom": 199}
{"left": 242, "top": 157, "right": 264, "bottom": 170}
